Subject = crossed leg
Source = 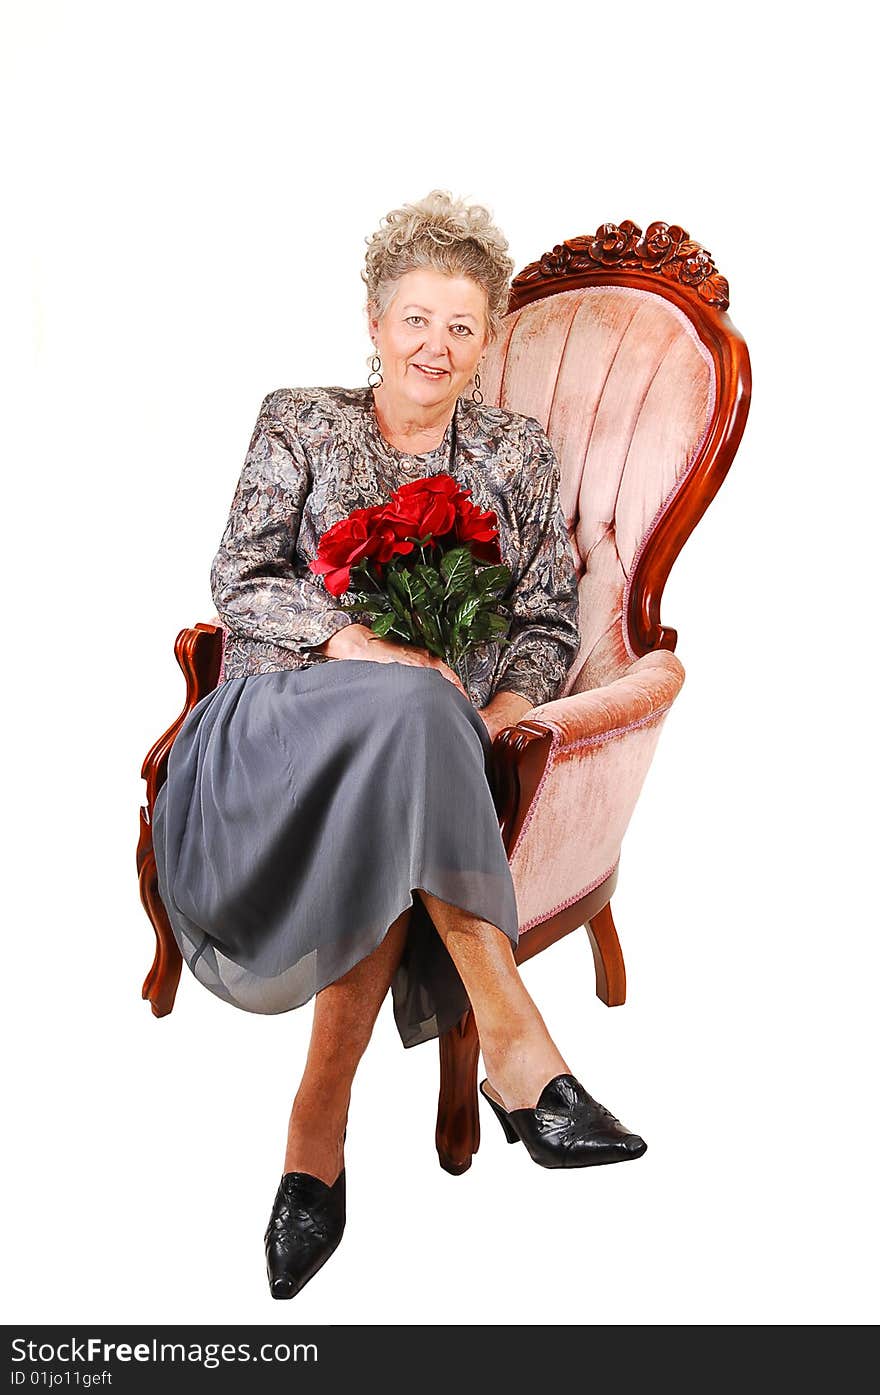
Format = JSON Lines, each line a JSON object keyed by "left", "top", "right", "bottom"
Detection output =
{"left": 284, "top": 890, "right": 571, "bottom": 1185}
{"left": 415, "top": 889, "right": 570, "bottom": 1112}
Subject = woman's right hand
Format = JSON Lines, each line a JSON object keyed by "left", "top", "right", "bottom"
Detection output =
{"left": 315, "top": 623, "right": 468, "bottom": 698}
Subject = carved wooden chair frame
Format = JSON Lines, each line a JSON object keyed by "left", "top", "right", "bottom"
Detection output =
{"left": 137, "top": 218, "right": 751, "bottom": 1175}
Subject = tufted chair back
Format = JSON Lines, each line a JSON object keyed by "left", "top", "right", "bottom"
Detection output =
{"left": 479, "top": 220, "right": 749, "bottom": 696}
{"left": 481, "top": 286, "right": 713, "bottom": 693}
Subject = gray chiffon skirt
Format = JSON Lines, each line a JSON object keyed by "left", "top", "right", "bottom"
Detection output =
{"left": 151, "top": 658, "right": 520, "bottom": 1049}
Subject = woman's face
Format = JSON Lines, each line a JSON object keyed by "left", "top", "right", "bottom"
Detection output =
{"left": 369, "top": 267, "right": 490, "bottom": 415}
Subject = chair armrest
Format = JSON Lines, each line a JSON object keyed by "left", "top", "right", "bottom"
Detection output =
{"left": 492, "top": 649, "right": 686, "bottom": 933}
{"left": 524, "top": 648, "right": 686, "bottom": 744}
{"left": 139, "top": 618, "right": 225, "bottom": 1019}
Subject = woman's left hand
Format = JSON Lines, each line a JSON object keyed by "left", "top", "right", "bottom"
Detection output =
{"left": 476, "top": 691, "right": 534, "bottom": 743}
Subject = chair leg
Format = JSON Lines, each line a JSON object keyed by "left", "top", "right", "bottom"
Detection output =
{"left": 585, "top": 901, "right": 626, "bottom": 1006}
{"left": 137, "top": 806, "right": 182, "bottom": 1017}
{"left": 436, "top": 1006, "right": 481, "bottom": 1174}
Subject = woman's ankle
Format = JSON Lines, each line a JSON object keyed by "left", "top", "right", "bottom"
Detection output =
{"left": 283, "top": 1130, "right": 345, "bottom": 1187}
{"left": 284, "top": 1104, "right": 347, "bottom": 1182}
{"left": 480, "top": 1027, "right": 570, "bottom": 1113}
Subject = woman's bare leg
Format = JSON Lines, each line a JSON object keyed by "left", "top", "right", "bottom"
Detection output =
{"left": 415, "top": 890, "right": 570, "bottom": 1113}
{"left": 283, "top": 905, "right": 412, "bottom": 1184}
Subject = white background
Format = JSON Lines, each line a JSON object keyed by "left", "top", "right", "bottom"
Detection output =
{"left": 3, "top": 0, "right": 877, "bottom": 1328}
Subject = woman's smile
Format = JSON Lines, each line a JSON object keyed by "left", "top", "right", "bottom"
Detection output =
{"left": 368, "top": 267, "right": 489, "bottom": 442}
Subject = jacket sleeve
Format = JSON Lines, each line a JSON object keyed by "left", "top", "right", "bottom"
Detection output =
{"left": 492, "top": 416, "right": 581, "bottom": 709}
{"left": 210, "top": 390, "right": 356, "bottom": 654}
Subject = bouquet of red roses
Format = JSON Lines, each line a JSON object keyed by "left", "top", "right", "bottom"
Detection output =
{"left": 308, "top": 473, "right": 512, "bottom": 701}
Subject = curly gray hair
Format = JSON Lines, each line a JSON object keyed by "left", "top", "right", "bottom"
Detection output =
{"left": 362, "top": 188, "right": 515, "bottom": 346}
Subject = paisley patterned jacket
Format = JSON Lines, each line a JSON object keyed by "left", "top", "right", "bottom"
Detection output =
{"left": 210, "top": 385, "right": 581, "bottom": 710}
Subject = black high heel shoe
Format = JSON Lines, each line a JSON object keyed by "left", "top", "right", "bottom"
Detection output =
{"left": 264, "top": 1128, "right": 347, "bottom": 1299}
{"left": 479, "top": 1074, "right": 647, "bottom": 1169}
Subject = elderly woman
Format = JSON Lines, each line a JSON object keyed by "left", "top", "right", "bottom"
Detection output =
{"left": 151, "top": 189, "right": 647, "bottom": 1302}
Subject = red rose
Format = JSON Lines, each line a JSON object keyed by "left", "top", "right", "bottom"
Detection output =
{"left": 308, "top": 503, "right": 387, "bottom": 596}
{"left": 453, "top": 497, "right": 503, "bottom": 563}
{"left": 387, "top": 473, "right": 462, "bottom": 546}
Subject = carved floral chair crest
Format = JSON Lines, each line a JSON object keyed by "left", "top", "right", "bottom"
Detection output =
{"left": 138, "top": 219, "right": 752, "bottom": 1175}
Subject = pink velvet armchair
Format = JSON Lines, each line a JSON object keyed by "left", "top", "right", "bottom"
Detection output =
{"left": 138, "top": 218, "right": 752, "bottom": 1175}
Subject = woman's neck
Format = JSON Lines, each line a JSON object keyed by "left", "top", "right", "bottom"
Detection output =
{"left": 370, "top": 389, "right": 455, "bottom": 453}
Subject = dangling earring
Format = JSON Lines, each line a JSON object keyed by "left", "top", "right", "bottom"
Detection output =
{"left": 368, "top": 347, "right": 383, "bottom": 388}
{"left": 472, "top": 362, "right": 484, "bottom": 405}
